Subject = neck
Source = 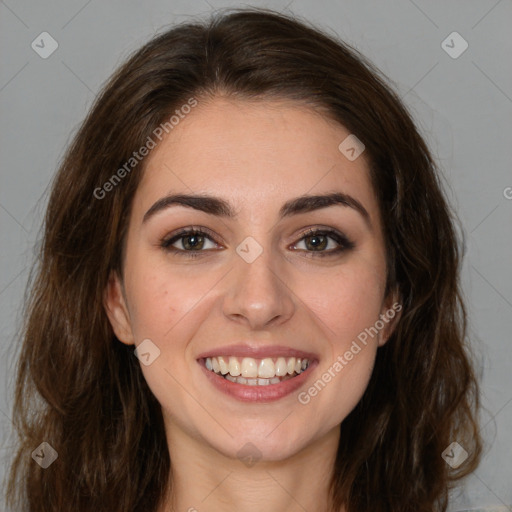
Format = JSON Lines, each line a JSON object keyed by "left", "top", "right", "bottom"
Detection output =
{"left": 158, "top": 423, "right": 343, "bottom": 512}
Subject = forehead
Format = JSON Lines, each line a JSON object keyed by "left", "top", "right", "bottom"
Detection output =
{"left": 133, "top": 97, "right": 379, "bottom": 226}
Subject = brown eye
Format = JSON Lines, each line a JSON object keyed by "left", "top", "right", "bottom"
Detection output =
{"left": 179, "top": 233, "right": 206, "bottom": 250}
{"left": 303, "top": 233, "right": 329, "bottom": 251}
{"left": 161, "top": 227, "right": 220, "bottom": 258}
{"left": 292, "top": 228, "right": 355, "bottom": 257}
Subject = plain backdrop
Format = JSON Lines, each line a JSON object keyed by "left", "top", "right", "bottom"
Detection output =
{"left": 1, "top": 1, "right": 511, "bottom": 510}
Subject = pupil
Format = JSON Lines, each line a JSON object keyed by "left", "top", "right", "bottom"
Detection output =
{"left": 185, "top": 234, "right": 203, "bottom": 249}
{"left": 308, "top": 235, "right": 326, "bottom": 250}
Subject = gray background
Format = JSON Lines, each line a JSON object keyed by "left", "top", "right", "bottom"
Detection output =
{"left": 1, "top": 1, "right": 511, "bottom": 510}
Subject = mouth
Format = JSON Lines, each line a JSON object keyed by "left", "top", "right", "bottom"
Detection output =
{"left": 202, "top": 355, "right": 310, "bottom": 385}
{"left": 196, "top": 346, "right": 318, "bottom": 402}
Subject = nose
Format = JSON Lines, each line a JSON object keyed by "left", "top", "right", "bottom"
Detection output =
{"left": 222, "top": 245, "right": 296, "bottom": 330}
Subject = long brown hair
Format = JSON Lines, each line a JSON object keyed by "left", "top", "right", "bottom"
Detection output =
{"left": 5, "top": 8, "right": 482, "bottom": 511}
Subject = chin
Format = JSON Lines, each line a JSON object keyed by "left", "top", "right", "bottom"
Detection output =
{"left": 203, "top": 421, "right": 316, "bottom": 464}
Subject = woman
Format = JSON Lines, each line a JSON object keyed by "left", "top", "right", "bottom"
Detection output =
{"left": 5, "top": 7, "right": 482, "bottom": 512}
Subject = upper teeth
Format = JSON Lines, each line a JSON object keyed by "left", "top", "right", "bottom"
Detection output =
{"left": 205, "top": 356, "right": 310, "bottom": 379}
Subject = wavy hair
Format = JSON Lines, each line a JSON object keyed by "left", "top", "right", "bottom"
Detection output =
{"left": 5, "top": 8, "right": 482, "bottom": 512}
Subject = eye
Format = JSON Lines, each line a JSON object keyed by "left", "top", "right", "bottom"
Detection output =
{"left": 160, "top": 227, "right": 220, "bottom": 258}
{"left": 160, "top": 226, "right": 355, "bottom": 259}
{"left": 291, "top": 228, "right": 354, "bottom": 257}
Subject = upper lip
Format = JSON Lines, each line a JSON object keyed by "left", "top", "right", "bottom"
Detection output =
{"left": 196, "top": 344, "right": 318, "bottom": 360}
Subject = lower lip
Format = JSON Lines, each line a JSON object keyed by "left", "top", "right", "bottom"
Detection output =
{"left": 198, "top": 359, "right": 318, "bottom": 403}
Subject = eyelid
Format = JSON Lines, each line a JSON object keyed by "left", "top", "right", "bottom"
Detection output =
{"left": 290, "top": 226, "right": 355, "bottom": 252}
{"left": 161, "top": 225, "right": 223, "bottom": 247}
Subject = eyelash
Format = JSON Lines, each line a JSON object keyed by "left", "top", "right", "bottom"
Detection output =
{"left": 160, "top": 226, "right": 355, "bottom": 259}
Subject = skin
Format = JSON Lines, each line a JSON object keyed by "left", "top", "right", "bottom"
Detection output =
{"left": 105, "top": 96, "right": 401, "bottom": 512}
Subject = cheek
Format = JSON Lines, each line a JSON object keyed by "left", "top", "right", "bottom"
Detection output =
{"left": 298, "top": 263, "right": 385, "bottom": 345}
{"left": 124, "top": 261, "right": 208, "bottom": 417}
{"left": 296, "top": 264, "right": 384, "bottom": 424}
{"left": 124, "top": 256, "right": 209, "bottom": 339}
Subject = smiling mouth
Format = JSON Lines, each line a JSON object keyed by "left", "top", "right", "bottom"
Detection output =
{"left": 202, "top": 355, "right": 311, "bottom": 386}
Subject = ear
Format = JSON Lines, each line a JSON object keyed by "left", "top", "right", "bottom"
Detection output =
{"left": 377, "top": 286, "right": 403, "bottom": 347}
{"left": 104, "top": 270, "right": 135, "bottom": 345}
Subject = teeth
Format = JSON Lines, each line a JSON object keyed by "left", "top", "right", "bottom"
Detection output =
{"left": 218, "top": 356, "right": 229, "bottom": 375}
{"left": 275, "top": 357, "right": 288, "bottom": 376}
{"left": 258, "top": 358, "right": 275, "bottom": 378}
{"left": 218, "top": 374, "right": 295, "bottom": 385}
{"left": 228, "top": 356, "right": 241, "bottom": 376}
{"left": 204, "top": 355, "right": 311, "bottom": 384}
{"left": 241, "top": 358, "right": 258, "bottom": 378}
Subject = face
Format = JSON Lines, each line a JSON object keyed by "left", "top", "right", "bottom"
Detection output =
{"left": 105, "top": 96, "right": 400, "bottom": 462}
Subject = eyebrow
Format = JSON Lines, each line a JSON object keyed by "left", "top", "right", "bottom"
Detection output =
{"left": 142, "top": 191, "right": 372, "bottom": 230}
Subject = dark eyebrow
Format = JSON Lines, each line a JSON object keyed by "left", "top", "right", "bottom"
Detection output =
{"left": 143, "top": 192, "right": 372, "bottom": 230}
